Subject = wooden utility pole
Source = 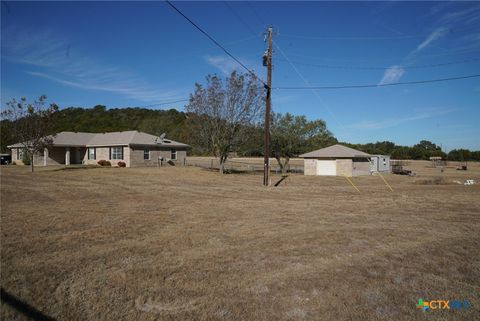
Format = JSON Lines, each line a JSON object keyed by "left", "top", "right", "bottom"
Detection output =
{"left": 263, "top": 26, "right": 273, "bottom": 186}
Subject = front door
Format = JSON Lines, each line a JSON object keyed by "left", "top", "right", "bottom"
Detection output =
{"left": 70, "top": 148, "right": 84, "bottom": 164}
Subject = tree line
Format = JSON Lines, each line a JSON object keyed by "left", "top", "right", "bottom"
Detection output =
{"left": 341, "top": 140, "right": 480, "bottom": 162}
{"left": 1, "top": 72, "right": 479, "bottom": 172}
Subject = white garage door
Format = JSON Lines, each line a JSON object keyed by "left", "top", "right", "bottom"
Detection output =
{"left": 316, "top": 160, "right": 337, "bottom": 176}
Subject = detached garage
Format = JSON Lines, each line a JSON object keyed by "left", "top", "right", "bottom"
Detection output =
{"left": 300, "top": 144, "right": 372, "bottom": 177}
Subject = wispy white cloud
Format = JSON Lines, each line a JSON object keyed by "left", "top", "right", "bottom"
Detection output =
{"left": 347, "top": 108, "right": 457, "bottom": 130}
{"left": 272, "top": 93, "right": 295, "bottom": 105}
{"left": 402, "top": 28, "right": 448, "bottom": 63}
{"left": 378, "top": 65, "right": 405, "bottom": 85}
{"left": 377, "top": 27, "right": 448, "bottom": 84}
{"left": 439, "top": 5, "right": 480, "bottom": 25}
{"left": 414, "top": 28, "right": 447, "bottom": 52}
{"left": 2, "top": 28, "right": 184, "bottom": 103}
{"left": 204, "top": 55, "right": 243, "bottom": 75}
{"left": 203, "top": 55, "right": 262, "bottom": 77}
{"left": 376, "top": 4, "right": 480, "bottom": 85}
{"left": 427, "top": 2, "right": 453, "bottom": 17}
{"left": 423, "top": 5, "right": 480, "bottom": 53}
{"left": 24, "top": 71, "right": 181, "bottom": 102}
{"left": 25, "top": 71, "right": 96, "bottom": 90}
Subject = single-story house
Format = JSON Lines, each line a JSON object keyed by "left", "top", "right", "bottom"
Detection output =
{"left": 299, "top": 144, "right": 372, "bottom": 177}
{"left": 370, "top": 155, "right": 391, "bottom": 173}
{"left": 8, "top": 131, "right": 189, "bottom": 167}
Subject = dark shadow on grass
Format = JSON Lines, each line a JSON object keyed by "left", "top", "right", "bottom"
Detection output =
{"left": 52, "top": 165, "right": 103, "bottom": 171}
{"left": 274, "top": 175, "right": 289, "bottom": 186}
{"left": 1, "top": 288, "right": 56, "bottom": 321}
{"left": 198, "top": 167, "right": 254, "bottom": 175}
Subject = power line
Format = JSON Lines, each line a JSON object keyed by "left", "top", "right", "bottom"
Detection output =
{"left": 116, "top": 75, "right": 480, "bottom": 108}
{"left": 280, "top": 26, "right": 479, "bottom": 41}
{"left": 224, "top": 35, "right": 259, "bottom": 46}
{"left": 274, "top": 74, "right": 480, "bottom": 90}
{"left": 280, "top": 46, "right": 480, "bottom": 63}
{"left": 245, "top": 1, "right": 268, "bottom": 31}
{"left": 115, "top": 98, "right": 190, "bottom": 109}
{"left": 275, "top": 57, "right": 480, "bottom": 70}
{"left": 272, "top": 40, "right": 345, "bottom": 128}
{"left": 121, "top": 73, "right": 480, "bottom": 107}
{"left": 223, "top": 1, "right": 261, "bottom": 40}
{"left": 165, "top": 1, "right": 266, "bottom": 86}
{"left": 140, "top": 99, "right": 189, "bottom": 108}
{"left": 281, "top": 33, "right": 422, "bottom": 40}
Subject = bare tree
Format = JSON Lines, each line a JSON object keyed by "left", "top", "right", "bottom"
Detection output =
{"left": 1, "top": 95, "right": 58, "bottom": 172}
{"left": 186, "top": 71, "right": 264, "bottom": 173}
{"left": 271, "top": 112, "right": 336, "bottom": 175}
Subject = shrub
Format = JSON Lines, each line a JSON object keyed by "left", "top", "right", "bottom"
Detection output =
{"left": 117, "top": 161, "right": 126, "bottom": 167}
{"left": 97, "top": 160, "right": 111, "bottom": 167}
{"left": 22, "top": 151, "right": 31, "bottom": 166}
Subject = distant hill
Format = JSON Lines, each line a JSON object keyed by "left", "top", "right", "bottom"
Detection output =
{"left": 52, "top": 105, "right": 188, "bottom": 139}
{"left": 1, "top": 105, "right": 189, "bottom": 152}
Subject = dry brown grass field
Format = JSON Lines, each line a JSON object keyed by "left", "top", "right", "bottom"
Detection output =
{"left": 1, "top": 160, "right": 479, "bottom": 320}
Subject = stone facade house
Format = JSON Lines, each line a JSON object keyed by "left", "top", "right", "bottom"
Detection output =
{"left": 8, "top": 131, "right": 189, "bottom": 167}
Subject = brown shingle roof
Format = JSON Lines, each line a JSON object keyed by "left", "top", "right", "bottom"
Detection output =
{"left": 129, "top": 131, "right": 189, "bottom": 148}
{"left": 51, "top": 132, "right": 97, "bottom": 146}
{"left": 299, "top": 144, "right": 371, "bottom": 158}
{"left": 85, "top": 131, "right": 138, "bottom": 146}
{"left": 7, "top": 132, "right": 96, "bottom": 148}
{"left": 8, "top": 131, "right": 189, "bottom": 148}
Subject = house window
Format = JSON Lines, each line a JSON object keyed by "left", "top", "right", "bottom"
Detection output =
{"left": 88, "top": 147, "right": 96, "bottom": 160}
{"left": 144, "top": 149, "right": 150, "bottom": 160}
{"left": 171, "top": 149, "right": 177, "bottom": 160}
{"left": 110, "top": 147, "right": 123, "bottom": 160}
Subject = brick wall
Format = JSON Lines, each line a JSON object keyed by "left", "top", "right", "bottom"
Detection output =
{"left": 336, "top": 159, "right": 353, "bottom": 177}
{"left": 130, "top": 147, "right": 187, "bottom": 167}
{"left": 303, "top": 159, "right": 317, "bottom": 175}
{"left": 352, "top": 160, "right": 371, "bottom": 176}
{"left": 83, "top": 146, "right": 128, "bottom": 167}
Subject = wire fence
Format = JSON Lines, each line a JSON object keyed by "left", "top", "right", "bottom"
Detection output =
{"left": 186, "top": 158, "right": 304, "bottom": 174}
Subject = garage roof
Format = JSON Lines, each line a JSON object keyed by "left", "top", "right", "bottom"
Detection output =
{"left": 299, "top": 144, "right": 371, "bottom": 158}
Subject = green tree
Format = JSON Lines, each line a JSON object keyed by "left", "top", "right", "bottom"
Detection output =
{"left": 472, "top": 151, "right": 480, "bottom": 161}
{"left": 138, "top": 109, "right": 187, "bottom": 141}
{"left": 237, "top": 124, "right": 264, "bottom": 157}
{"left": 391, "top": 146, "right": 411, "bottom": 159}
{"left": 448, "top": 149, "right": 472, "bottom": 161}
{"left": 271, "top": 112, "right": 335, "bottom": 174}
{"left": 414, "top": 140, "right": 441, "bottom": 152}
{"left": 408, "top": 146, "right": 426, "bottom": 160}
{"left": 413, "top": 140, "right": 445, "bottom": 160}
{"left": 374, "top": 141, "right": 396, "bottom": 155}
{"left": 0, "top": 120, "right": 15, "bottom": 153}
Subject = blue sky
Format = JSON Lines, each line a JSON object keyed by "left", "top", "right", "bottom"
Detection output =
{"left": 1, "top": 1, "right": 479, "bottom": 150}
